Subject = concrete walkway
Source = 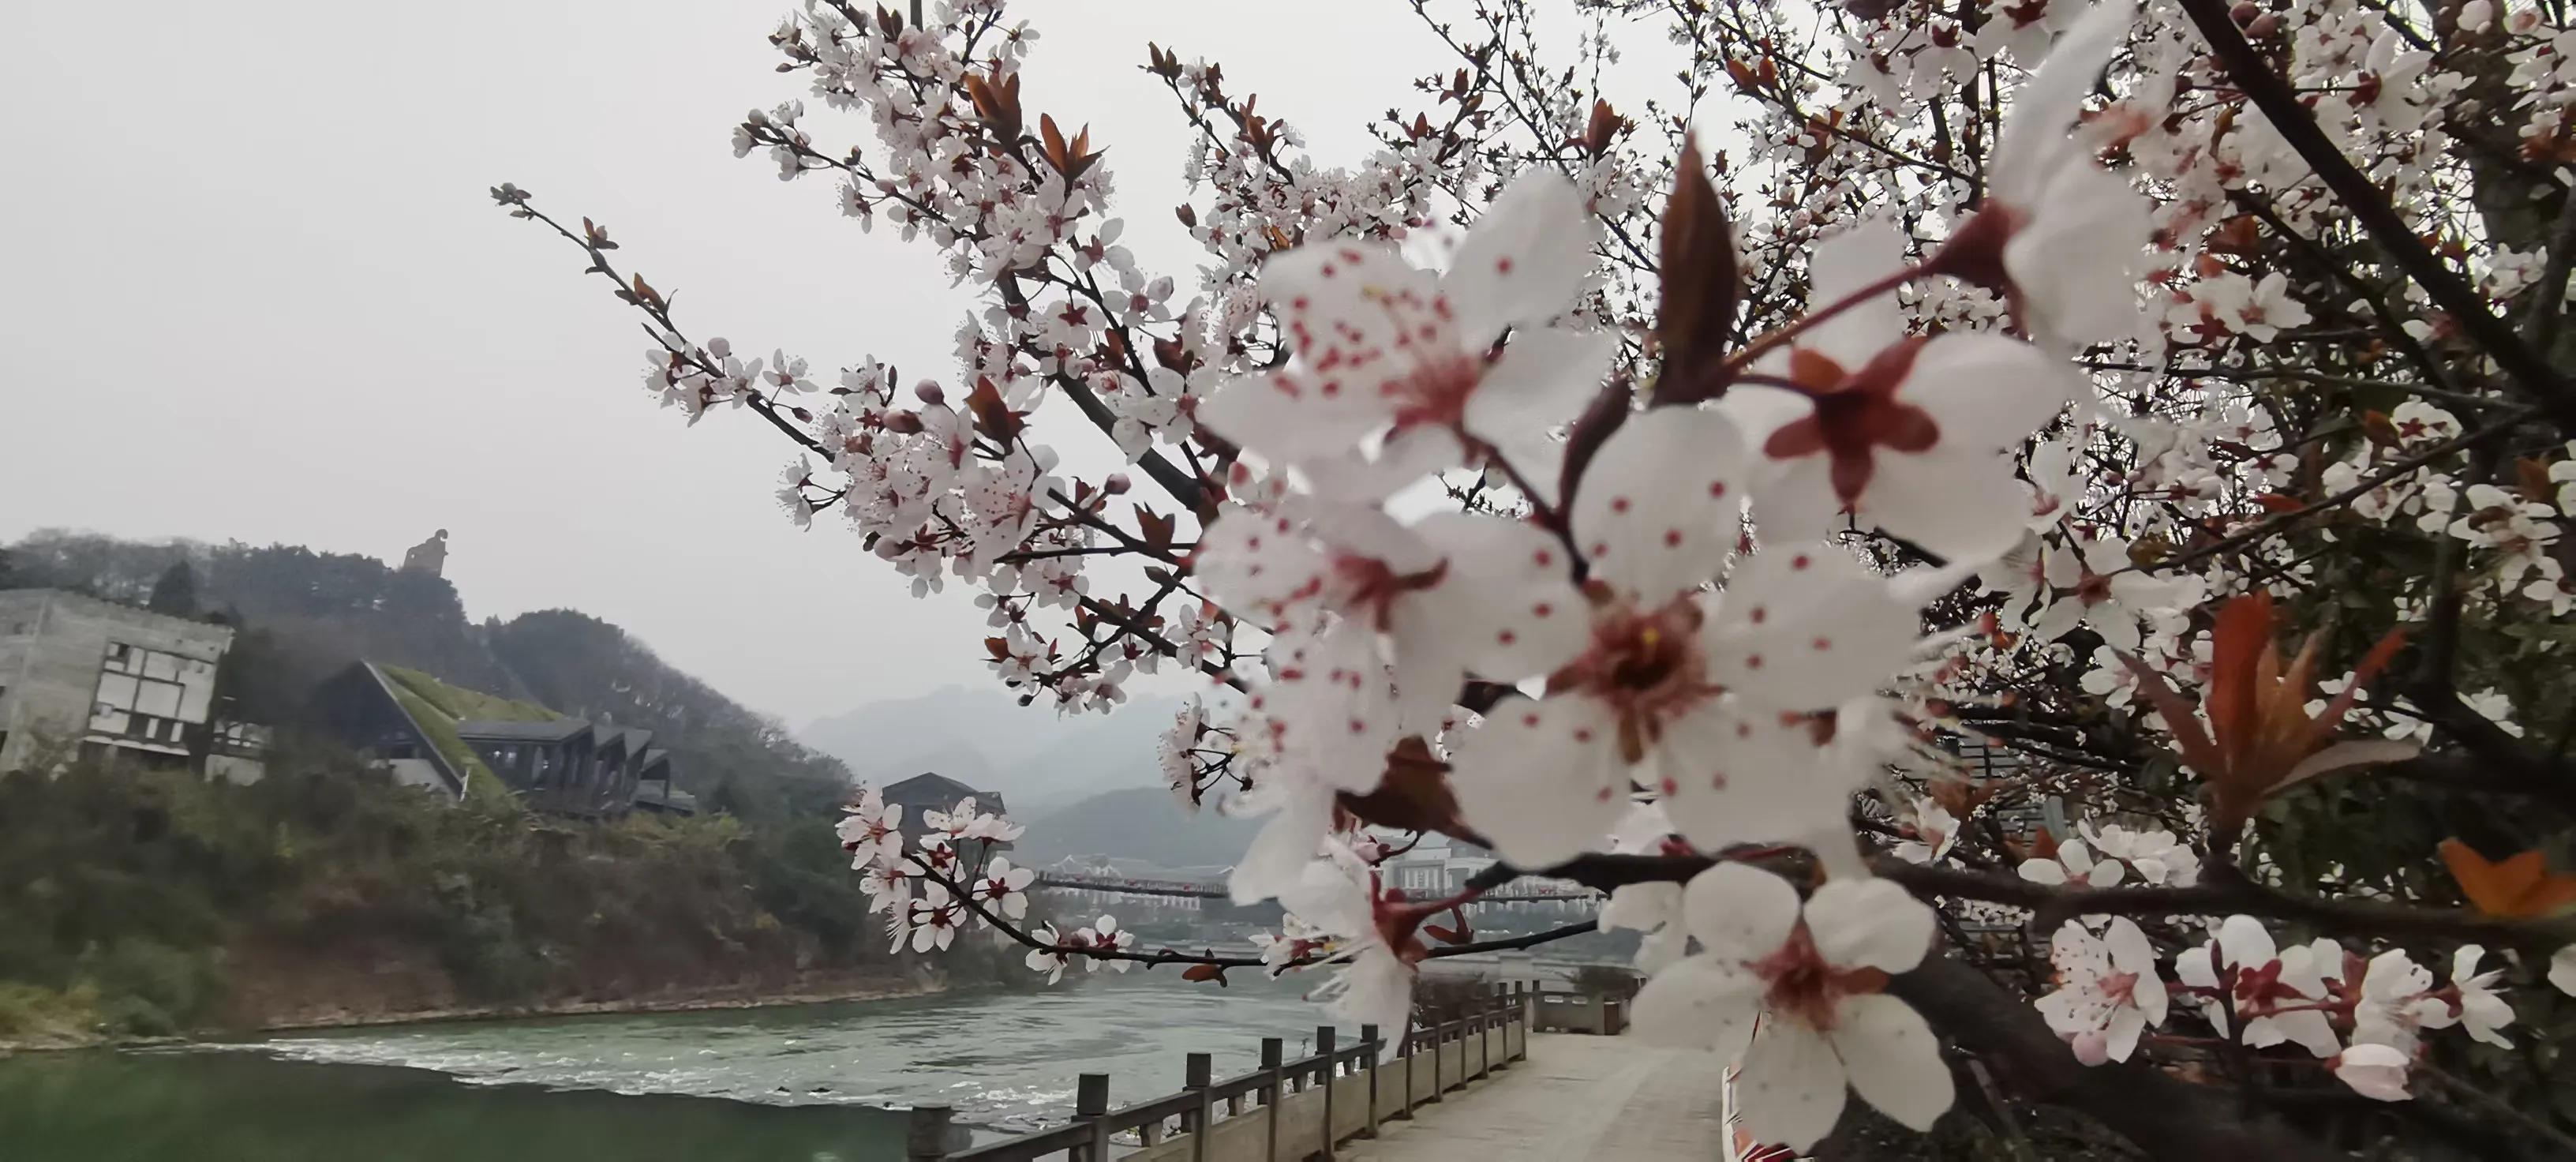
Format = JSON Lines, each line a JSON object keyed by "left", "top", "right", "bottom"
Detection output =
{"left": 1341, "top": 1033, "right": 1733, "bottom": 1161}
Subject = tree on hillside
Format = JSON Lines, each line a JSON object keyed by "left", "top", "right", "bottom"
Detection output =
{"left": 497, "top": 1, "right": 2576, "bottom": 1155}
{"left": 147, "top": 561, "right": 198, "bottom": 617}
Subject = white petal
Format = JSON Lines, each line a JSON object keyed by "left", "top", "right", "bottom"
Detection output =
{"left": 2217, "top": 915, "right": 2278, "bottom": 968}
{"left": 2016, "top": 858, "right": 2069, "bottom": 885}
{"left": 1828, "top": 993, "right": 1955, "bottom": 1131}
{"left": 1464, "top": 325, "right": 1619, "bottom": 503}
{"left": 1447, "top": 695, "right": 1629, "bottom": 867}
{"left": 1200, "top": 369, "right": 1391, "bottom": 466}
{"left": 1860, "top": 447, "right": 2033, "bottom": 564}
{"left": 1680, "top": 860, "right": 1804, "bottom": 962}
{"left": 1443, "top": 169, "right": 1595, "bottom": 343}
{"left": 1658, "top": 700, "right": 1863, "bottom": 852}
{"left": 2009, "top": 164, "right": 2154, "bottom": 346}
{"left": 1195, "top": 506, "right": 1331, "bottom": 620}
{"left": 1705, "top": 543, "right": 1921, "bottom": 710}
{"left": 1736, "top": 1021, "right": 1850, "bottom": 1153}
{"left": 2551, "top": 946, "right": 2576, "bottom": 997}
{"left": 1990, "top": 0, "right": 2138, "bottom": 202}
{"left": 1805, "top": 876, "right": 1936, "bottom": 973}
{"left": 1570, "top": 407, "right": 1749, "bottom": 603}
{"left": 1802, "top": 219, "right": 1910, "bottom": 368}
{"left": 1404, "top": 513, "right": 1590, "bottom": 680}
{"left": 1900, "top": 332, "right": 2079, "bottom": 452}
{"left": 1227, "top": 786, "right": 1335, "bottom": 904}
{"left": 1631, "top": 954, "right": 1762, "bottom": 1056}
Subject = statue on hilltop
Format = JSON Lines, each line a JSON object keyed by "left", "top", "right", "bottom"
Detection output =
{"left": 399, "top": 529, "right": 449, "bottom": 577}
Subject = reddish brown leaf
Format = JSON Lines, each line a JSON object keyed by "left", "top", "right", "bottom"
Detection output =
{"left": 965, "top": 376, "right": 1024, "bottom": 444}
{"left": 1650, "top": 141, "right": 1740, "bottom": 404}
{"left": 1182, "top": 963, "right": 1230, "bottom": 986}
{"left": 1336, "top": 737, "right": 1461, "bottom": 834}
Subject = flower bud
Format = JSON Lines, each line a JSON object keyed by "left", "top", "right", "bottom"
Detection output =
{"left": 2230, "top": 1, "right": 2260, "bottom": 22}
{"left": 1103, "top": 474, "right": 1132, "bottom": 495}
{"left": 886, "top": 410, "right": 925, "bottom": 434}
{"left": 915, "top": 380, "right": 945, "bottom": 406}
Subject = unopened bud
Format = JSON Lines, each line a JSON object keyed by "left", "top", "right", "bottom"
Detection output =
{"left": 914, "top": 381, "right": 945, "bottom": 406}
{"left": 886, "top": 410, "right": 925, "bottom": 434}
{"left": 2230, "top": 1, "right": 2261, "bottom": 22}
{"left": 792, "top": 407, "right": 814, "bottom": 422}
{"left": 2246, "top": 12, "right": 2279, "bottom": 35}
{"left": 1103, "top": 474, "right": 1132, "bottom": 495}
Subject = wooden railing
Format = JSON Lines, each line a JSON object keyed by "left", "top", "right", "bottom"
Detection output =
{"left": 903, "top": 982, "right": 1547, "bottom": 1162}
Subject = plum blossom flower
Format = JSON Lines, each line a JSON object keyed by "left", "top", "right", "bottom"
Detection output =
{"left": 860, "top": 860, "right": 912, "bottom": 915}
{"left": 1274, "top": 850, "right": 1434, "bottom": 1036}
{"left": 907, "top": 883, "right": 963, "bottom": 952}
{"left": 1720, "top": 219, "right": 2081, "bottom": 563}
{"left": 2173, "top": 916, "right": 2341, "bottom": 1056}
{"left": 1026, "top": 924, "right": 1076, "bottom": 984}
{"left": 1200, "top": 169, "right": 1608, "bottom": 497}
{"left": 1891, "top": 797, "right": 1960, "bottom": 864}
{"left": 837, "top": 789, "right": 903, "bottom": 868}
{"left": 2036, "top": 918, "right": 2168, "bottom": 1063}
{"left": 2080, "top": 822, "right": 2201, "bottom": 886}
{"left": 1928, "top": 0, "right": 2151, "bottom": 349}
{"left": 968, "top": 857, "right": 1036, "bottom": 921}
{"left": 2017, "top": 835, "right": 2126, "bottom": 887}
{"left": 1633, "top": 865, "right": 1950, "bottom": 1151}
{"left": 1451, "top": 482, "right": 1929, "bottom": 865}
{"left": 2450, "top": 946, "right": 2516, "bottom": 1048}
{"left": 2349, "top": 948, "right": 2454, "bottom": 1057}
{"left": 1197, "top": 500, "right": 1592, "bottom": 762}
{"left": 1080, "top": 914, "right": 1137, "bottom": 972}
{"left": 2029, "top": 535, "right": 2201, "bottom": 652}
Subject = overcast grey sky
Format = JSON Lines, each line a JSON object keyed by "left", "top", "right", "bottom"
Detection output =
{"left": 0, "top": 1, "right": 1500, "bottom": 726}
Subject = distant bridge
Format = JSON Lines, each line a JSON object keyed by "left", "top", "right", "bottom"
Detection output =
{"left": 1032, "top": 870, "right": 1601, "bottom": 905}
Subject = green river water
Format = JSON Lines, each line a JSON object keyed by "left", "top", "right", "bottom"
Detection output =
{"left": 0, "top": 977, "right": 1348, "bottom": 1162}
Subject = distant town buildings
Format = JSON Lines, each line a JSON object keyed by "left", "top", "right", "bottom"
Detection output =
{"left": 315, "top": 660, "right": 692, "bottom": 816}
{"left": 0, "top": 587, "right": 267, "bottom": 781}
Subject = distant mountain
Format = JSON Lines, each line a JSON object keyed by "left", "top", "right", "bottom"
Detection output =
{"left": 1012, "top": 785, "right": 1264, "bottom": 870}
{"left": 799, "top": 686, "right": 1185, "bottom": 819}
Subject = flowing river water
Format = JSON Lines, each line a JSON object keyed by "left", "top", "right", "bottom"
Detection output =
{"left": 0, "top": 976, "right": 1361, "bottom": 1161}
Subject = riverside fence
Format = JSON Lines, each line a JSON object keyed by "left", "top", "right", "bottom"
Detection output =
{"left": 903, "top": 982, "right": 1551, "bottom": 1162}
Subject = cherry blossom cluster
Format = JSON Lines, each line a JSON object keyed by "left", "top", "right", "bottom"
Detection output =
{"left": 506, "top": 0, "right": 2576, "bottom": 1153}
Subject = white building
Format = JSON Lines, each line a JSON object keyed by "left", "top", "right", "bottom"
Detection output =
{"left": 0, "top": 588, "right": 248, "bottom": 776}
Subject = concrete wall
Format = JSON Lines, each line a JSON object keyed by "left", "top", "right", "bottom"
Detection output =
{"left": 0, "top": 590, "right": 233, "bottom": 772}
{"left": 1121, "top": 1012, "right": 1527, "bottom": 1162}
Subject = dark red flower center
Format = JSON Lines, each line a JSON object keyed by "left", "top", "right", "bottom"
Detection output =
{"left": 1760, "top": 336, "right": 1938, "bottom": 506}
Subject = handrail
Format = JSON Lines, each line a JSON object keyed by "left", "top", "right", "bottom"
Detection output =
{"left": 918, "top": 981, "right": 1550, "bottom": 1162}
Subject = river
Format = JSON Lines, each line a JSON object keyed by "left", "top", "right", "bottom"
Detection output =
{"left": 0, "top": 976, "right": 1361, "bottom": 1161}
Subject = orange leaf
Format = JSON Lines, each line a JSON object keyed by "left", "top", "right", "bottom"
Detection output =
{"left": 2205, "top": 593, "right": 2274, "bottom": 771}
{"left": 2440, "top": 838, "right": 2576, "bottom": 917}
{"left": 1182, "top": 963, "right": 1230, "bottom": 987}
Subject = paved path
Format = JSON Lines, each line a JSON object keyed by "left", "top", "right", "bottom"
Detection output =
{"left": 1342, "top": 1033, "right": 1733, "bottom": 1161}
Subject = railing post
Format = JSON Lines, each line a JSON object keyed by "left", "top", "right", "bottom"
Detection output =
{"left": 1185, "top": 1051, "right": 1215, "bottom": 1162}
{"left": 1360, "top": 1023, "right": 1380, "bottom": 1138}
{"left": 1484, "top": 989, "right": 1504, "bottom": 1081}
{"left": 1314, "top": 1025, "right": 1338, "bottom": 1160}
{"left": 1260, "top": 1036, "right": 1284, "bottom": 1162}
{"left": 1428, "top": 1017, "right": 1443, "bottom": 1100}
{"left": 1398, "top": 1023, "right": 1415, "bottom": 1116}
{"left": 1075, "top": 1073, "right": 1112, "bottom": 1162}
{"left": 905, "top": 1104, "right": 953, "bottom": 1162}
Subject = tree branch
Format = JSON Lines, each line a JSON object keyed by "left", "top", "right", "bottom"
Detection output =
{"left": 2178, "top": 0, "right": 2576, "bottom": 433}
